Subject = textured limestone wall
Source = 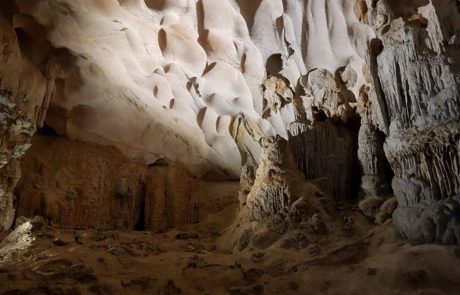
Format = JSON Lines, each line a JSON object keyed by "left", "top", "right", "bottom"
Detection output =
{"left": 2, "top": 0, "right": 375, "bottom": 178}
{"left": 289, "top": 121, "right": 358, "bottom": 201}
{"left": 144, "top": 162, "right": 199, "bottom": 232}
{"left": 16, "top": 135, "right": 239, "bottom": 231}
{"left": 0, "top": 7, "right": 48, "bottom": 231}
{"left": 362, "top": 0, "right": 460, "bottom": 243}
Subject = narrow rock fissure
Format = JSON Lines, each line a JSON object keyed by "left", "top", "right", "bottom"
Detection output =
{"left": 135, "top": 195, "right": 146, "bottom": 231}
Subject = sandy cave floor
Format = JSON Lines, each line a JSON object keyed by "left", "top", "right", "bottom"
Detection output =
{"left": 1, "top": 205, "right": 460, "bottom": 295}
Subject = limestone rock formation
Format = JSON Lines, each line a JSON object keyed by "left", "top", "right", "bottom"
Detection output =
{"left": 16, "top": 135, "right": 148, "bottom": 230}
{"left": 364, "top": 0, "right": 460, "bottom": 244}
{"left": 145, "top": 161, "right": 200, "bottom": 232}
{"left": 0, "top": 97, "right": 35, "bottom": 232}
{"left": 0, "top": 0, "right": 376, "bottom": 177}
{"left": 2, "top": 1, "right": 460, "bottom": 293}
{"left": 242, "top": 135, "right": 304, "bottom": 222}
{"left": 0, "top": 0, "right": 458, "bottom": 247}
{"left": 0, "top": 12, "right": 47, "bottom": 231}
{"left": 232, "top": 134, "right": 336, "bottom": 251}
{"left": 262, "top": 76, "right": 294, "bottom": 118}
{"left": 0, "top": 0, "right": 378, "bottom": 233}
{"left": 289, "top": 121, "right": 358, "bottom": 201}
{"left": 16, "top": 135, "right": 239, "bottom": 231}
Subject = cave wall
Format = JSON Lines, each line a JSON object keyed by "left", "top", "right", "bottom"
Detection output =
{"left": 362, "top": 0, "right": 460, "bottom": 243}
{"left": 289, "top": 121, "right": 359, "bottom": 201}
{"left": 0, "top": 3, "right": 48, "bottom": 231}
{"left": 16, "top": 135, "right": 147, "bottom": 230}
{"left": 16, "top": 134, "right": 239, "bottom": 231}
{"left": 2, "top": 0, "right": 376, "bottom": 178}
{"left": 0, "top": 0, "right": 459, "bottom": 244}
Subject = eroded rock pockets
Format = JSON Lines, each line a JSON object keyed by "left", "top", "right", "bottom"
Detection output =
{"left": 0, "top": 0, "right": 381, "bottom": 181}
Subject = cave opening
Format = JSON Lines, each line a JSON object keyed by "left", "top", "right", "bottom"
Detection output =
{"left": 37, "top": 123, "right": 59, "bottom": 136}
{"left": 0, "top": 0, "right": 18, "bottom": 22}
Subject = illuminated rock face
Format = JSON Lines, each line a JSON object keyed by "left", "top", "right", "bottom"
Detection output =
{"left": 0, "top": 0, "right": 459, "bottom": 243}
{"left": 1, "top": 0, "right": 375, "bottom": 178}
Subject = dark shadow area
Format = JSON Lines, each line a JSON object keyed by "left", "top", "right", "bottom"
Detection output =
{"left": 288, "top": 116, "right": 361, "bottom": 202}
{"left": 311, "top": 107, "right": 328, "bottom": 123}
{"left": 375, "top": 128, "right": 395, "bottom": 194}
{"left": 37, "top": 123, "right": 59, "bottom": 136}
{"left": 196, "top": 0, "right": 205, "bottom": 43}
{"left": 386, "top": 0, "right": 430, "bottom": 19}
{"left": 0, "top": 0, "right": 18, "bottom": 22}
{"left": 158, "top": 28, "right": 167, "bottom": 54}
{"left": 349, "top": 116, "right": 363, "bottom": 202}
{"left": 370, "top": 38, "right": 384, "bottom": 57}
{"left": 135, "top": 188, "right": 146, "bottom": 231}
{"left": 145, "top": 0, "right": 167, "bottom": 10}
{"left": 236, "top": 0, "right": 263, "bottom": 32}
{"left": 266, "top": 54, "right": 283, "bottom": 76}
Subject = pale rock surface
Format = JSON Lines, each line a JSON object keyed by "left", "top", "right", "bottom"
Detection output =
{"left": 362, "top": 0, "right": 460, "bottom": 243}
{"left": 0, "top": 0, "right": 380, "bottom": 234}
{"left": 2, "top": 0, "right": 375, "bottom": 178}
{"left": 0, "top": 221, "right": 34, "bottom": 262}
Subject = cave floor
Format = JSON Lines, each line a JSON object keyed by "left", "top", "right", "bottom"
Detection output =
{"left": 1, "top": 206, "right": 460, "bottom": 295}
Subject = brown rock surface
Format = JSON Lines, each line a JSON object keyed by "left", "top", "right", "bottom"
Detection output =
{"left": 16, "top": 134, "right": 239, "bottom": 231}
{"left": 1, "top": 201, "right": 460, "bottom": 295}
